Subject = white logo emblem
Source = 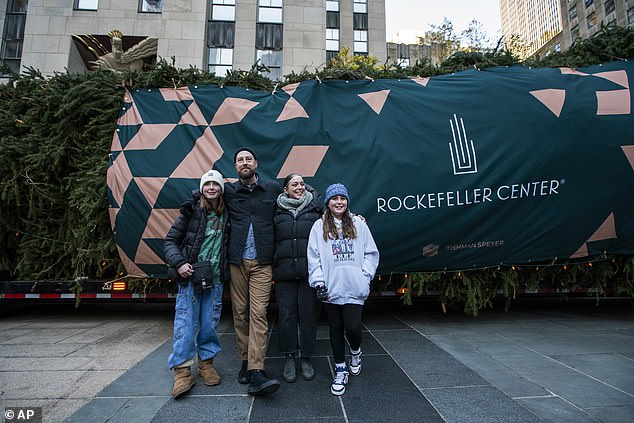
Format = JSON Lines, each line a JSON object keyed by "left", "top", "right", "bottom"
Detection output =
{"left": 449, "top": 114, "right": 478, "bottom": 175}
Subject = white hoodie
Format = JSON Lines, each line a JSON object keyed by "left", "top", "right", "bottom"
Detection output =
{"left": 307, "top": 216, "right": 380, "bottom": 305}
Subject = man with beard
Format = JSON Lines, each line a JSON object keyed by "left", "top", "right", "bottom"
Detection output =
{"left": 224, "top": 147, "right": 282, "bottom": 395}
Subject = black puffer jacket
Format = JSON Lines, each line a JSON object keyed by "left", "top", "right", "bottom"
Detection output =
{"left": 273, "top": 187, "right": 323, "bottom": 282}
{"left": 223, "top": 175, "right": 282, "bottom": 265}
{"left": 163, "top": 191, "right": 230, "bottom": 288}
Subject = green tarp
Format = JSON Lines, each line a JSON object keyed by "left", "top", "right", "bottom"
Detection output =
{"left": 107, "top": 61, "right": 634, "bottom": 277}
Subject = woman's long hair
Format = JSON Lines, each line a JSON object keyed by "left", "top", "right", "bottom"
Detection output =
{"left": 201, "top": 194, "right": 225, "bottom": 216}
{"left": 322, "top": 208, "right": 357, "bottom": 241}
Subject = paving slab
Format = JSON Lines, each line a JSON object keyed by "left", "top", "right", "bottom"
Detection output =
{"left": 422, "top": 385, "right": 540, "bottom": 423}
{"left": 516, "top": 396, "right": 602, "bottom": 423}
{"left": 496, "top": 351, "right": 634, "bottom": 407}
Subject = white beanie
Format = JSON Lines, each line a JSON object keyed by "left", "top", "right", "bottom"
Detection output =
{"left": 200, "top": 169, "right": 225, "bottom": 194}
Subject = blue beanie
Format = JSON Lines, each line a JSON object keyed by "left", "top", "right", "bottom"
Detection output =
{"left": 324, "top": 183, "right": 350, "bottom": 206}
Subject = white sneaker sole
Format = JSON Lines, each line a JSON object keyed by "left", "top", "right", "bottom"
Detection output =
{"left": 331, "top": 386, "right": 345, "bottom": 395}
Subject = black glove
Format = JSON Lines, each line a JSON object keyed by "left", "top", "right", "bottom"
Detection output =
{"left": 315, "top": 284, "right": 329, "bottom": 301}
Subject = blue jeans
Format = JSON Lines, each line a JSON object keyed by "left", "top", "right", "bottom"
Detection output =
{"left": 168, "top": 281, "right": 223, "bottom": 369}
{"left": 275, "top": 280, "right": 320, "bottom": 357}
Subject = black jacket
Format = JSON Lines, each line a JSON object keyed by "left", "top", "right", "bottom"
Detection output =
{"left": 163, "top": 191, "right": 230, "bottom": 288}
{"left": 273, "top": 187, "right": 323, "bottom": 282}
{"left": 223, "top": 175, "right": 282, "bottom": 265}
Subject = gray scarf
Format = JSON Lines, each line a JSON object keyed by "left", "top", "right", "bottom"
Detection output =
{"left": 277, "top": 191, "right": 314, "bottom": 217}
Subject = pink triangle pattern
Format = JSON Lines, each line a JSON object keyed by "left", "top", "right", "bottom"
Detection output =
{"left": 135, "top": 177, "right": 168, "bottom": 208}
{"left": 594, "top": 70, "right": 629, "bottom": 88}
{"left": 411, "top": 77, "right": 430, "bottom": 87}
{"left": 358, "top": 90, "right": 391, "bottom": 115}
{"left": 282, "top": 82, "right": 300, "bottom": 96}
{"left": 160, "top": 87, "right": 194, "bottom": 102}
{"left": 141, "top": 209, "right": 181, "bottom": 239}
{"left": 106, "top": 152, "right": 133, "bottom": 208}
{"left": 571, "top": 243, "right": 588, "bottom": 258}
{"left": 118, "top": 101, "right": 144, "bottom": 126}
{"left": 116, "top": 245, "right": 147, "bottom": 276}
{"left": 596, "top": 89, "right": 630, "bottom": 115}
{"left": 171, "top": 127, "right": 224, "bottom": 178}
{"left": 124, "top": 124, "right": 177, "bottom": 150}
{"left": 570, "top": 213, "right": 617, "bottom": 258}
{"left": 178, "top": 100, "right": 209, "bottom": 126}
{"left": 111, "top": 130, "right": 123, "bottom": 152}
{"left": 277, "top": 146, "right": 329, "bottom": 178}
{"left": 134, "top": 239, "right": 165, "bottom": 265}
{"left": 588, "top": 213, "right": 617, "bottom": 241}
{"left": 210, "top": 98, "right": 259, "bottom": 126}
{"left": 559, "top": 67, "right": 589, "bottom": 76}
{"left": 108, "top": 207, "right": 119, "bottom": 231}
{"left": 622, "top": 145, "right": 634, "bottom": 171}
{"left": 530, "top": 89, "right": 566, "bottom": 117}
{"left": 276, "top": 97, "right": 309, "bottom": 122}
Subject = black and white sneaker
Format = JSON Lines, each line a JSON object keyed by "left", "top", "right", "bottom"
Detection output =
{"left": 331, "top": 365, "right": 349, "bottom": 396}
{"left": 349, "top": 349, "right": 362, "bottom": 376}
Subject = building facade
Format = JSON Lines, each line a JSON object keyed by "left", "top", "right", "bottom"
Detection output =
{"left": 539, "top": 0, "right": 633, "bottom": 57}
{"left": 386, "top": 36, "right": 460, "bottom": 67}
{"left": 0, "top": 0, "right": 386, "bottom": 79}
{"left": 500, "top": 0, "right": 563, "bottom": 58}
{"left": 501, "top": 0, "right": 633, "bottom": 59}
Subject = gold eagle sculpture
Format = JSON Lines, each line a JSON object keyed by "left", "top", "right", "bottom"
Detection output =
{"left": 90, "top": 29, "right": 158, "bottom": 72}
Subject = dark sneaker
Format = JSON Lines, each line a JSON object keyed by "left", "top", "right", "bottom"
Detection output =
{"left": 283, "top": 353, "right": 297, "bottom": 383}
{"left": 331, "top": 365, "right": 349, "bottom": 396}
{"left": 349, "top": 349, "right": 362, "bottom": 376}
{"left": 300, "top": 358, "right": 315, "bottom": 381}
{"left": 238, "top": 360, "right": 250, "bottom": 384}
{"left": 247, "top": 370, "right": 280, "bottom": 395}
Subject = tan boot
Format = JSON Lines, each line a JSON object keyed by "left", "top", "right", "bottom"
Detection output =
{"left": 172, "top": 366, "right": 195, "bottom": 398}
{"left": 198, "top": 357, "right": 221, "bottom": 386}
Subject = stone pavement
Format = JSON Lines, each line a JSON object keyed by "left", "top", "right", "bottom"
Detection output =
{"left": 1, "top": 298, "right": 633, "bottom": 422}
{"left": 68, "top": 298, "right": 634, "bottom": 423}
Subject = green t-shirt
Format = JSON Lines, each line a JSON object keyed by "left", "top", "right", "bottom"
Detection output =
{"left": 197, "top": 212, "right": 224, "bottom": 286}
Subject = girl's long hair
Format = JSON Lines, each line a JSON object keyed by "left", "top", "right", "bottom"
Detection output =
{"left": 322, "top": 208, "right": 357, "bottom": 241}
{"left": 201, "top": 194, "right": 225, "bottom": 216}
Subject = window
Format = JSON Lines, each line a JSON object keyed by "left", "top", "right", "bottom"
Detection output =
{"left": 354, "top": 30, "right": 368, "bottom": 54}
{"left": 569, "top": 4, "right": 577, "bottom": 20}
{"left": 587, "top": 11, "right": 596, "bottom": 29}
{"left": 212, "top": 0, "right": 236, "bottom": 21}
{"left": 571, "top": 24, "right": 580, "bottom": 41}
{"left": 256, "top": 23, "right": 283, "bottom": 49}
{"left": 256, "top": 49, "right": 282, "bottom": 80}
{"left": 554, "top": 43, "right": 561, "bottom": 52}
{"left": 326, "top": 50, "right": 338, "bottom": 63}
{"left": 74, "top": 0, "right": 98, "bottom": 10}
{"left": 396, "top": 44, "right": 409, "bottom": 67}
{"left": 209, "top": 48, "right": 233, "bottom": 76}
{"left": 604, "top": 0, "right": 615, "bottom": 15}
{"left": 584, "top": 0, "right": 593, "bottom": 7}
{"left": 326, "top": 0, "right": 339, "bottom": 12}
{"left": 259, "top": 0, "right": 283, "bottom": 24}
{"left": 326, "top": 11, "right": 340, "bottom": 29}
{"left": 138, "top": 0, "right": 162, "bottom": 13}
{"left": 208, "top": 22, "right": 235, "bottom": 48}
{"left": 326, "top": 28, "right": 339, "bottom": 51}
{"left": 353, "top": 0, "right": 367, "bottom": 14}
{"left": 353, "top": 13, "right": 368, "bottom": 30}
{"left": 207, "top": 0, "right": 235, "bottom": 75}
{"left": 629, "top": 7, "right": 634, "bottom": 27}
{"left": 1, "top": 0, "right": 28, "bottom": 75}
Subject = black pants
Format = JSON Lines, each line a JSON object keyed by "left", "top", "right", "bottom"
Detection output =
{"left": 275, "top": 280, "right": 321, "bottom": 357}
{"left": 323, "top": 303, "right": 363, "bottom": 364}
